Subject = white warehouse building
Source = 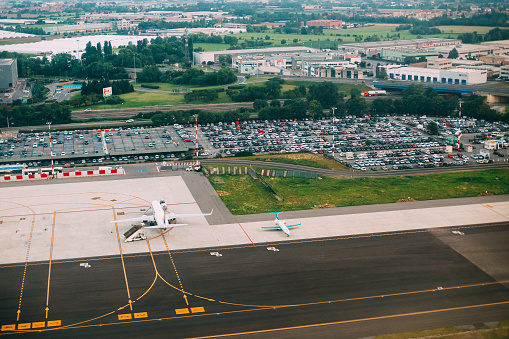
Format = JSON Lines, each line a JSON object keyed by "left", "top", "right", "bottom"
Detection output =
{"left": 382, "top": 65, "right": 487, "bottom": 85}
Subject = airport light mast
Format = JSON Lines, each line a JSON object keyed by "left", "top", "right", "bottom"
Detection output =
{"left": 332, "top": 107, "right": 336, "bottom": 160}
{"left": 194, "top": 114, "right": 199, "bottom": 169}
{"left": 47, "top": 122, "right": 54, "bottom": 179}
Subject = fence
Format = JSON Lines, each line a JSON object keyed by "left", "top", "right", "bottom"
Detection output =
{"left": 1, "top": 168, "right": 124, "bottom": 182}
{"left": 208, "top": 167, "right": 249, "bottom": 175}
{"left": 160, "top": 162, "right": 198, "bottom": 170}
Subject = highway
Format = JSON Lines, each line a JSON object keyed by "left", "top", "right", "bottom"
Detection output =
{"left": 1, "top": 222, "right": 508, "bottom": 338}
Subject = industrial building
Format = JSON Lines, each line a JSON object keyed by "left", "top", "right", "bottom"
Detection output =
{"left": 382, "top": 65, "right": 487, "bottom": 85}
{"left": 193, "top": 47, "right": 318, "bottom": 66}
{"left": 0, "top": 59, "right": 17, "bottom": 92}
{"left": 306, "top": 20, "right": 342, "bottom": 28}
{"left": 339, "top": 38, "right": 460, "bottom": 57}
{"left": 43, "top": 23, "right": 114, "bottom": 35}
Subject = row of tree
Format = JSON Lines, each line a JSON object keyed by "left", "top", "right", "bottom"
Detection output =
{"left": 137, "top": 66, "right": 237, "bottom": 87}
{"left": 0, "top": 102, "right": 71, "bottom": 127}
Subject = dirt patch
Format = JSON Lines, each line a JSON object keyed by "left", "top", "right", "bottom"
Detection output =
{"left": 396, "top": 198, "right": 416, "bottom": 203}
{"left": 478, "top": 191, "right": 493, "bottom": 196}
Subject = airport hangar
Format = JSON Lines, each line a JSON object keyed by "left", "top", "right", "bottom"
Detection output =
{"left": 0, "top": 169, "right": 508, "bottom": 338}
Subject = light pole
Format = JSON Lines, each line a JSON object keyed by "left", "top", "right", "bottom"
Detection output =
{"left": 194, "top": 114, "right": 199, "bottom": 168}
{"left": 47, "top": 122, "right": 55, "bottom": 179}
{"left": 332, "top": 107, "right": 336, "bottom": 160}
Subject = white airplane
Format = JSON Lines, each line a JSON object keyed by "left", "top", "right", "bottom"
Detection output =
{"left": 261, "top": 211, "right": 301, "bottom": 237}
{"left": 112, "top": 200, "right": 212, "bottom": 229}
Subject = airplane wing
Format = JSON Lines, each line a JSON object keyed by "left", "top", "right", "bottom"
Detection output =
{"left": 111, "top": 215, "right": 155, "bottom": 224}
{"left": 286, "top": 223, "right": 301, "bottom": 228}
{"left": 145, "top": 223, "right": 188, "bottom": 229}
{"left": 168, "top": 209, "right": 213, "bottom": 219}
{"left": 261, "top": 226, "right": 281, "bottom": 229}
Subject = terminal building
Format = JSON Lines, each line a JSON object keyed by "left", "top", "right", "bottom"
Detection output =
{"left": 0, "top": 59, "right": 18, "bottom": 92}
{"left": 381, "top": 64, "right": 487, "bottom": 85}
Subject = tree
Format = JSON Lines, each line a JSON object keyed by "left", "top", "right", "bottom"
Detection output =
{"left": 281, "top": 39, "right": 286, "bottom": 44}
{"left": 265, "top": 35, "right": 270, "bottom": 40}
{"left": 350, "top": 88, "right": 361, "bottom": 99}
{"left": 377, "top": 68, "right": 388, "bottom": 80}
{"left": 403, "top": 56, "right": 418, "bottom": 64}
{"left": 265, "top": 79, "right": 282, "bottom": 99}
{"left": 253, "top": 99, "right": 268, "bottom": 110}
{"left": 427, "top": 121, "right": 439, "bottom": 135}
{"left": 448, "top": 47, "right": 459, "bottom": 59}
{"left": 137, "top": 65, "right": 162, "bottom": 82}
{"left": 307, "top": 82, "right": 341, "bottom": 109}
{"left": 308, "top": 100, "right": 323, "bottom": 119}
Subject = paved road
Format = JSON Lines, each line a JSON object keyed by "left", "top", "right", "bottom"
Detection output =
{"left": 72, "top": 102, "right": 255, "bottom": 119}
{"left": 1, "top": 223, "right": 507, "bottom": 338}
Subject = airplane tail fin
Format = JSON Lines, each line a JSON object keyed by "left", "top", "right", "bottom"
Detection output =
{"left": 268, "top": 211, "right": 284, "bottom": 220}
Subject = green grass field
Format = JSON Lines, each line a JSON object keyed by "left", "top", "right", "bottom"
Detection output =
{"left": 71, "top": 90, "right": 234, "bottom": 111}
{"left": 233, "top": 153, "right": 348, "bottom": 170}
{"left": 134, "top": 82, "right": 232, "bottom": 92}
{"left": 196, "top": 24, "right": 461, "bottom": 52}
{"left": 206, "top": 168, "right": 509, "bottom": 215}
{"left": 435, "top": 25, "right": 498, "bottom": 34}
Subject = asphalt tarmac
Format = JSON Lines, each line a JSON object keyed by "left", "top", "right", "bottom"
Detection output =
{"left": 1, "top": 223, "right": 508, "bottom": 338}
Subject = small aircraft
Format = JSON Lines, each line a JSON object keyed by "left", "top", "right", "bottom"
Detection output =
{"left": 112, "top": 200, "right": 212, "bottom": 229}
{"left": 261, "top": 211, "right": 301, "bottom": 237}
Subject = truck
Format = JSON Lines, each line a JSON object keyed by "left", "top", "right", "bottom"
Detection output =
{"left": 362, "top": 90, "right": 387, "bottom": 97}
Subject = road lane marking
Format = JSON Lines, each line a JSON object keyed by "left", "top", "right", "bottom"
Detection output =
{"left": 17, "top": 323, "right": 30, "bottom": 329}
{"left": 175, "top": 308, "right": 189, "bottom": 315}
{"left": 134, "top": 312, "right": 148, "bottom": 319}
{"left": 161, "top": 231, "right": 189, "bottom": 305}
{"left": 16, "top": 204, "right": 37, "bottom": 321}
{"left": 112, "top": 207, "right": 133, "bottom": 311}
{"left": 45, "top": 211, "right": 56, "bottom": 319}
{"left": 118, "top": 314, "right": 132, "bottom": 320}
{"left": 237, "top": 223, "right": 255, "bottom": 246}
{"left": 1, "top": 325, "right": 15, "bottom": 331}
{"left": 47, "top": 320, "right": 61, "bottom": 327}
{"left": 191, "top": 307, "right": 205, "bottom": 313}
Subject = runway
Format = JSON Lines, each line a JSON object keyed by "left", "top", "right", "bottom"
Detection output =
{"left": 0, "top": 174, "right": 508, "bottom": 337}
{"left": 0, "top": 223, "right": 508, "bottom": 338}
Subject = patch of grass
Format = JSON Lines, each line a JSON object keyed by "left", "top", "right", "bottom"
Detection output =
{"left": 435, "top": 25, "right": 498, "bottom": 34}
{"left": 375, "top": 327, "right": 464, "bottom": 339}
{"left": 233, "top": 153, "right": 348, "bottom": 170}
{"left": 71, "top": 90, "right": 233, "bottom": 111}
{"left": 206, "top": 169, "right": 509, "bottom": 215}
{"left": 376, "top": 319, "right": 509, "bottom": 339}
{"left": 134, "top": 82, "right": 232, "bottom": 92}
{"left": 208, "top": 174, "right": 280, "bottom": 214}
{"left": 246, "top": 76, "right": 270, "bottom": 82}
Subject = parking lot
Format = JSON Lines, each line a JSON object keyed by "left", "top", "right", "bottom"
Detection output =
{"left": 196, "top": 115, "right": 509, "bottom": 171}
{"left": 1, "top": 115, "right": 508, "bottom": 171}
{"left": 0, "top": 126, "right": 195, "bottom": 166}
